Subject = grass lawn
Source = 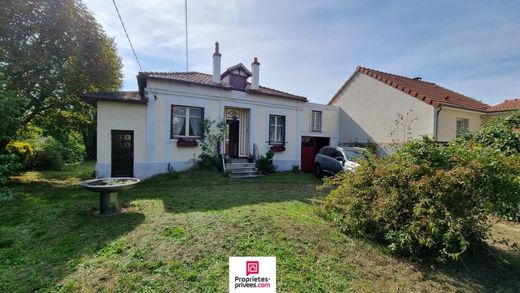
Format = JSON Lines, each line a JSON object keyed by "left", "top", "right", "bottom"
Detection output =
{"left": 1, "top": 162, "right": 519, "bottom": 292}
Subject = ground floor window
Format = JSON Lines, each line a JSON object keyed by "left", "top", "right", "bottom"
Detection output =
{"left": 269, "top": 114, "right": 285, "bottom": 145}
{"left": 456, "top": 118, "right": 469, "bottom": 136}
{"left": 171, "top": 105, "right": 204, "bottom": 138}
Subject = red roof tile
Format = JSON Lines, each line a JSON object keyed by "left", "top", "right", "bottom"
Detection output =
{"left": 329, "top": 66, "right": 490, "bottom": 112}
{"left": 138, "top": 71, "right": 307, "bottom": 102}
{"left": 488, "top": 98, "right": 520, "bottom": 112}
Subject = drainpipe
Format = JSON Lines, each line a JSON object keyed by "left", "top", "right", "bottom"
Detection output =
{"left": 434, "top": 105, "right": 442, "bottom": 141}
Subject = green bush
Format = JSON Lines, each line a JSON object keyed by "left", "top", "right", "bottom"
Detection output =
{"left": 460, "top": 111, "right": 520, "bottom": 155}
{"left": 59, "top": 131, "right": 86, "bottom": 163}
{"left": 0, "top": 153, "right": 22, "bottom": 185}
{"left": 256, "top": 150, "right": 276, "bottom": 174}
{"left": 31, "top": 137, "right": 65, "bottom": 170}
{"left": 321, "top": 137, "right": 520, "bottom": 262}
{"left": 6, "top": 140, "right": 34, "bottom": 162}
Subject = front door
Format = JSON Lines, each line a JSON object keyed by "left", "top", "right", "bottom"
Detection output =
{"left": 225, "top": 107, "right": 249, "bottom": 157}
{"left": 228, "top": 120, "right": 240, "bottom": 157}
{"left": 111, "top": 130, "right": 134, "bottom": 177}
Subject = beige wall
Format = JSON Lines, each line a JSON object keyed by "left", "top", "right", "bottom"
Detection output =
{"left": 332, "top": 73, "right": 436, "bottom": 145}
{"left": 97, "top": 101, "right": 146, "bottom": 164}
{"left": 300, "top": 102, "right": 339, "bottom": 145}
{"left": 436, "top": 107, "right": 485, "bottom": 142}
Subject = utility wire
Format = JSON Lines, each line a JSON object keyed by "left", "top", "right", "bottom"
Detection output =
{"left": 111, "top": 0, "right": 143, "bottom": 72}
{"left": 185, "top": 0, "right": 189, "bottom": 71}
{"left": 111, "top": 0, "right": 160, "bottom": 100}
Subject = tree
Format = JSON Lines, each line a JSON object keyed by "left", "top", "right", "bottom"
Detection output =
{"left": 0, "top": 85, "right": 26, "bottom": 185}
{"left": 0, "top": 86, "right": 26, "bottom": 150}
{"left": 0, "top": 0, "right": 123, "bottom": 159}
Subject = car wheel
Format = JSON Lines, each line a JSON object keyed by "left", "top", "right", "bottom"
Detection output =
{"left": 315, "top": 164, "right": 323, "bottom": 178}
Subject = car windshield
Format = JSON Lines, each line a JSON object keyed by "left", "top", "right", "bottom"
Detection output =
{"left": 344, "top": 150, "right": 365, "bottom": 161}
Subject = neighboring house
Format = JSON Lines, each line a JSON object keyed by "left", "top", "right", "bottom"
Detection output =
{"left": 487, "top": 98, "right": 520, "bottom": 118}
{"left": 82, "top": 43, "right": 339, "bottom": 179}
{"left": 329, "top": 66, "right": 491, "bottom": 146}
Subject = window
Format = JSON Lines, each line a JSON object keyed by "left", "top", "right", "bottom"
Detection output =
{"left": 171, "top": 105, "right": 204, "bottom": 138}
{"left": 456, "top": 118, "right": 469, "bottom": 136}
{"left": 311, "top": 110, "right": 322, "bottom": 132}
{"left": 269, "top": 114, "right": 285, "bottom": 145}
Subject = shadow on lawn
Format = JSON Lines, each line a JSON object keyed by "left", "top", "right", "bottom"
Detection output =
{"left": 418, "top": 246, "right": 520, "bottom": 292}
{"left": 0, "top": 182, "right": 145, "bottom": 292}
{"left": 128, "top": 170, "right": 324, "bottom": 214}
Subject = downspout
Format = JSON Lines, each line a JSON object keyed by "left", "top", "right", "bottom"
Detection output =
{"left": 434, "top": 104, "right": 442, "bottom": 141}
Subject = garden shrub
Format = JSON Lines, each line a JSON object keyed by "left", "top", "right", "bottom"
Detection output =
{"left": 256, "top": 150, "right": 276, "bottom": 174}
{"left": 456, "top": 111, "right": 520, "bottom": 219}
{"left": 59, "top": 131, "right": 86, "bottom": 163}
{"left": 198, "top": 119, "right": 225, "bottom": 171}
{"left": 0, "top": 153, "right": 22, "bottom": 185}
{"left": 31, "top": 137, "right": 65, "bottom": 170}
{"left": 6, "top": 140, "right": 34, "bottom": 162}
{"left": 321, "top": 137, "right": 520, "bottom": 262}
{"left": 460, "top": 111, "right": 520, "bottom": 155}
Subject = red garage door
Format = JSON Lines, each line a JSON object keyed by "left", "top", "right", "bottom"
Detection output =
{"left": 301, "top": 136, "right": 330, "bottom": 173}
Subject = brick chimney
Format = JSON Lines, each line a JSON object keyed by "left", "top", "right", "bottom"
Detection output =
{"left": 251, "top": 57, "right": 260, "bottom": 90}
{"left": 212, "top": 42, "right": 221, "bottom": 84}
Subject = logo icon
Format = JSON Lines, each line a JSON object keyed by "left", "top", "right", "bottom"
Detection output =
{"left": 246, "top": 261, "right": 259, "bottom": 276}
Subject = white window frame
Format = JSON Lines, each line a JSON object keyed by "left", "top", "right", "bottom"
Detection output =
{"left": 269, "top": 114, "right": 285, "bottom": 145}
{"left": 311, "top": 110, "right": 322, "bottom": 132}
{"left": 456, "top": 118, "right": 469, "bottom": 136}
{"left": 171, "top": 105, "right": 204, "bottom": 138}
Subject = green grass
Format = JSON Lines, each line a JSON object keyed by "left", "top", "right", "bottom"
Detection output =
{"left": 0, "top": 162, "right": 519, "bottom": 292}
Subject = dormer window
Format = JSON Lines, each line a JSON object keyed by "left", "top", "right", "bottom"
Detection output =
{"left": 220, "top": 63, "right": 253, "bottom": 91}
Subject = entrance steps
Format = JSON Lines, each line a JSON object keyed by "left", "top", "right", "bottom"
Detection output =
{"left": 225, "top": 160, "right": 261, "bottom": 178}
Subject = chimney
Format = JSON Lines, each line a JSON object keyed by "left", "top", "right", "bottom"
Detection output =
{"left": 251, "top": 57, "right": 260, "bottom": 90}
{"left": 212, "top": 42, "right": 221, "bottom": 84}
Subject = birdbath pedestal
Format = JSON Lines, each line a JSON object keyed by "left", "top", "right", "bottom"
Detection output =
{"left": 80, "top": 178, "right": 140, "bottom": 216}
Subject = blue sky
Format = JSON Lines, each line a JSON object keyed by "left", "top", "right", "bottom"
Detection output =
{"left": 84, "top": 0, "right": 520, "bottom": 105}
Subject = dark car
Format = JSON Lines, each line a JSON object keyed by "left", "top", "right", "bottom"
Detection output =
{"left": 313, "top": 146, "right": 366, "bottom": 178}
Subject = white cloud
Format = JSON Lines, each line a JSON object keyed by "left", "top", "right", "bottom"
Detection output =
{"left": 83, "top": 0, "right": 520, "bottom": 105}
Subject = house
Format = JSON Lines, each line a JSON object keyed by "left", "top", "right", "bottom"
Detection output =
{"left": 82, "top": 43, "right": 339, "bottom": 179}
{"left": 487, "top": 98, "right": 520, "bottom": 118}
{"left": 329, "top": 67, "right": 492, "bottom": 147}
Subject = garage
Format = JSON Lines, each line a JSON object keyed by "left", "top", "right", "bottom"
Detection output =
{"left": 301, "top": 136, "right": 330, "bottom": 173}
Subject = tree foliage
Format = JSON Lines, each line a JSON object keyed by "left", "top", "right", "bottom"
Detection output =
{"left": 459, "top": 111, "right": 520, "bottom": 155}
{"left": 0, "top": 0, "right": 123, "bottom": 159}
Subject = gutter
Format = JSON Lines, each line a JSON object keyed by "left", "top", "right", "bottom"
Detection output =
{"left": 434, "top": 104, "right": 442, "bottom": 140}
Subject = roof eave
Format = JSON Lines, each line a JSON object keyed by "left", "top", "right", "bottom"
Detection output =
{"left": 80, "top": 94, "right": 147, "bottom": 106}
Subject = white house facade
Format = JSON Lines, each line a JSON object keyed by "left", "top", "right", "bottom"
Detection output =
{"left": 329, "top": 67, "right": 491, "bottom": 147}
{"left": 83, "top": 43, "right": 339, "bottom": 179}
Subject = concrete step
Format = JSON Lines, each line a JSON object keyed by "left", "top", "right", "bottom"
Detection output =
{"left": 226, "top": 162, "right": 256, "bottom": 168}
{"left": 230, "top": 170, "right": 259, "bottom": 176}
{"left": 229, "top": 173, "right": 261, "bottom": 179}
{"left": 229, "top": 166, "right": 257, "bottom": 172}
{"left": 226, "top": 161, "right": 260, "bottom": 178}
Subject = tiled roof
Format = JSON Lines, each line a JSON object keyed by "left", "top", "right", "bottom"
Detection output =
{"left": 80, "top": 91, "right": 146, "bottom": 106}
{"left": 329, "top": 66, "right": 490, "bottom": 112}
{"left": 488, "top": 98, "right": 520, "bottom": 112}
{"left": 138, "top": 71, "right": 308, "bottom": 102}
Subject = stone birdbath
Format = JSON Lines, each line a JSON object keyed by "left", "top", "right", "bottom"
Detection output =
{"left": 80, "top": 177, "right": 140, "bottom": 216}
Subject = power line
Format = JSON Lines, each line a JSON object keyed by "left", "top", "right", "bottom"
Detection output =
{"left": 111, "top": 0, "right": 143, "bottom": 72}
{"left": 185, "top": 0, "right": 189, "bottom": 71}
